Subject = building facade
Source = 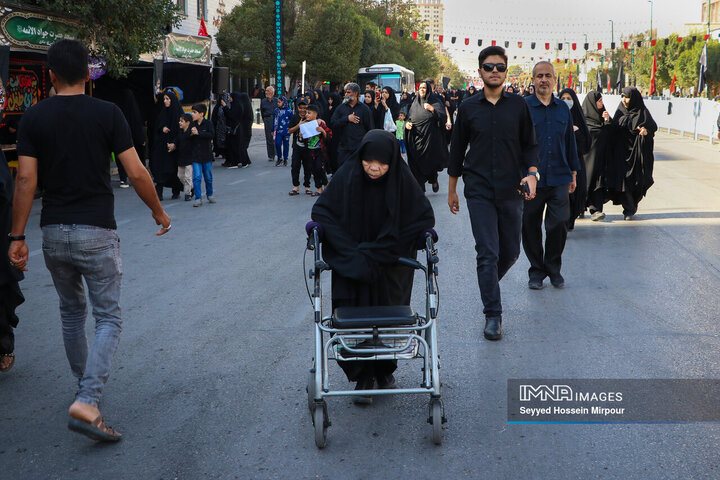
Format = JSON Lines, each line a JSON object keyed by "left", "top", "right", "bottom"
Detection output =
{"left": 172, "top": 0, "right": 243, "bottom": 55}
{"left": 412, "top": 0, "right": 444, "bottom": 48}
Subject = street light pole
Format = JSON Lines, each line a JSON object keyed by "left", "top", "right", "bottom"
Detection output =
{"left": 648, "top": 0, "right": 654, "bottom": 40}
{"left": 609, "top": 20, "right": 614, "bottom": 47}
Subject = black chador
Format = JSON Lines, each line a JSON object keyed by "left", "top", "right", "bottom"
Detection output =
{"left": 581, "top": 91, "right": 616, "bottom": 215}
{"left": 311, "top": 130, "right": 435, "bottom": 385}
{"left": 405, "top": 82, "right": 448, "bottom": 191}
{"left": 610, "top": 87, "right": 657, "bottom": 218}
{"left": 559, "top": 88, "right": 590, "bottom": 229}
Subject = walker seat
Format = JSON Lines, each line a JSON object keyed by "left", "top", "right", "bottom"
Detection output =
{"left": 331, "top": 305, "right": 417, "bottom": 329}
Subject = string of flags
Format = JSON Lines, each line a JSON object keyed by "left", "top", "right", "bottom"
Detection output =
{"left": 383, "top": 27, "right": 712, "bottom": 50}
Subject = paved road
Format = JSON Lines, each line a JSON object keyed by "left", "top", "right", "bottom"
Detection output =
{"left": 3, "top": 128, "right": 720, "bottom": 479}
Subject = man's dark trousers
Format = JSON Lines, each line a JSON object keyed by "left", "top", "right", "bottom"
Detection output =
{"left": 522, "top": 185, "right": 570, "bottom": 281}
{"left": 262, "top": 116, "right": 275, "bottom": 159}
{"left": 467, "top": 195, "right": 523, "bottom": 319}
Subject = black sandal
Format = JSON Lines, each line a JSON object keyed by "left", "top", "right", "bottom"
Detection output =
{"left": 288, "top": 190, "right": 300, "bottom": 196}
{"left": 305, "top": 189, "right": 312, "bottom": 195}
{"left": 0, "top": 352, "right": 15, "bottom": 373}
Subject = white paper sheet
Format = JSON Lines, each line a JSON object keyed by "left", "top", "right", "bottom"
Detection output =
{"left": 299, "top": 120, "right": 320, "bottom": 139}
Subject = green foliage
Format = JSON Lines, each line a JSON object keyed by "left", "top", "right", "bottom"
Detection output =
{"left": 218, "top": 0, "right": 451, "bottom": 88}
{"left": 10, "top": 0, "right": 181, "bottom": 77}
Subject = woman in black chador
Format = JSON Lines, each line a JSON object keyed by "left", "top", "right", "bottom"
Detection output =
{"left": 311, "top": 130, "right": 435, "bottom": 403}
{"left": 151, "top": 90, "right": 183, "bottom": 199}
{"left": 559, "top": 88, "right": 590, "bottom": 230}
{"left": 405, "top": 80, "right": 448, "bottom": 193}
{"left": 0, "top": 153, "right": 24, "bottom": 373}
{"left": 610, "top": 87, "right": 657, "bottom": 220}
{"left": 581, "top": 90, "right": 616, "bottom": 221}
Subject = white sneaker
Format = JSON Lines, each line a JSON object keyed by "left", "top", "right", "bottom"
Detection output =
{"left": 590, "top": 211, "right": 606, "bottom": 222}
{"left": 119, "top": 181, "right": 129, "bottom": 188}
{"left": 193, "top": 199, "right": 202, "bottom": 207}
{"left": 207, "top": 196, "right": 216, "bottom": 204}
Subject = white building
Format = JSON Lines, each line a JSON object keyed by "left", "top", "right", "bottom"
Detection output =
{"left": 172, "top": 0, "right": 243, "bottom": 55}
{"left": 411, "top": 0, "right": 444, "bottom": 48}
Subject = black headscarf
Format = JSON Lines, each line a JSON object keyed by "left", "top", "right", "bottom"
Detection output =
{"left": 363, "top": 90, "right": 375, "bottom": 106}
{"left": 327, "top": 91, "right": 341, "bottom": 110}
{"left": 560, "top": 88, "right": 590, "bottom": 154}
{"left": 381, "top": 86, "right": 400, "bottom": 121}
{"left": 311, "top": 130, "right": 435, "bottom": 284}
{"left": 155, "top": 90, "right": 182, "bottom": 139}
{"left": 226, "top": 92, "right": 243, "bottom": 128}
{"left": 616, "top": 87, "right": 657, "bottom": 132}
{"left": 581, "top": 90, "right": 606, "bottom": 129}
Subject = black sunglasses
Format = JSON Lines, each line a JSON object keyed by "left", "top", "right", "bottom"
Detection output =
{"left": 481, "top": 63, "right": 507, "bottom": 73}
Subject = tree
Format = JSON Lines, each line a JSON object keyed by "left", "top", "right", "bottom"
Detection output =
{"left": 12, "top": 0, "right": 181, "bottom": 77}
{"left": 218, "top": 0, "right": 447, "bottom": 90}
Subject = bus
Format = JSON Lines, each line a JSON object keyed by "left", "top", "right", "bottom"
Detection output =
{"left": 357, "top": 64, "right": 415, "bottom": 98}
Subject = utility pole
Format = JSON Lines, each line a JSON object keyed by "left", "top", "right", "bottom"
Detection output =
{"left": 648, "top": 0, "right": 654, "bottom": 41}
{"left": 609, "top": 20, "right": 614, "bottom": 47}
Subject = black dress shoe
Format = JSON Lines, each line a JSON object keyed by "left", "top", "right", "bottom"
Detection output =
{"left": 483, "top": 317, "right": 502, "bottom": 341}
{"left": 550, "top": 274, "right": 565, "bottom": 288}
{"left": 432, "top": 182, "right": 439, "bottom": 193}
{"left": 528, "top": 279, "right": 544, "bottom": 290}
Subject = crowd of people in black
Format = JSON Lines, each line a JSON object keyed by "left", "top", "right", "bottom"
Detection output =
{"left": 1, "top": 40, "right": 659, "bottom": 438}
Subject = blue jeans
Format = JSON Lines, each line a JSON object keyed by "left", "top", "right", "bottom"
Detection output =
{"left": 193, "top": 162, "right": 213, "bottom": 199}
{"left": 275, "top": 134, "right": 289, "bottom": 161}
{"left": 41, "top": 225, "right": 123, "bottom": 407}
{"left": 398, "top": 138, "right": 406, "bottom": 155}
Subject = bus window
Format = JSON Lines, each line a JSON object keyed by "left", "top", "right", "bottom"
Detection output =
{"left": 380, "top": 75, "right": 402, "bottom": 92}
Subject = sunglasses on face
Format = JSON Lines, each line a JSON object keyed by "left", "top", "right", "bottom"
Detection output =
{"left": 481, "top": 63, "right": 507, "bottom": 73}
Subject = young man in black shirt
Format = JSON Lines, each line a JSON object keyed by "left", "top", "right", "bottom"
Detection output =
{"left": 330, "top": 82, "right": 374, "bottom": 167}
{"left": 9, "top": 39, "right": 171, "bottom": 442}
{"left": 448, "top": 46, "right": 539, "bottom": 341}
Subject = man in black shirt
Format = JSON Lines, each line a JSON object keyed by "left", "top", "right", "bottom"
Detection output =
{"left": 9, "top": 40, "right": 171, "bottom": 442}
{"left": 448, "top": 46, "right": 539, "bottom": 341}
{"left": 330, "top": 82, "right": 374, "bottom": 167}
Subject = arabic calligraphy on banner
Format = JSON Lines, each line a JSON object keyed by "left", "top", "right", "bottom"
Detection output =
{"left": 0, "top": 10, "right": 78, "bottom": 51}
{"left": 6, "top": 69, "right": 41, "bottom": 113}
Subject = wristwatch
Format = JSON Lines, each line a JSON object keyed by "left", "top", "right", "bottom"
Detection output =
{"left": 527, "top": 171, "right": 540, "bottom": 182}
{"left": 7, "top": 234, "right": 25, "bottom": 242}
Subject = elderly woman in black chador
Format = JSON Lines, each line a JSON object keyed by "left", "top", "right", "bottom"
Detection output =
{"left": 609, "top": 87, "right": 657, "bottom": 220}
{"left": 311, "top": 130, "right": 435, "bottom": 404}
{"left": 405, "top": 80, "right": 448, "bottom": 193}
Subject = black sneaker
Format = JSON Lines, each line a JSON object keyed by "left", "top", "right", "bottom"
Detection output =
{"left": 184, "top": 194, "right": 192, "bottom": 201}
{"left": 528, "top": 279, "right": 544, "bottom": 290}
{"left": 275, "top": 159, "right": 282, "bottom": 167}
{"left": 376, "top": 373, "right": 397, "bottom": 389}
{"left": 352, "top": 374, "right": 375, "bottom": 405}
{"left": 283, "top": 160, "right": 287, "bottom": 166}
{"left": 550, "top": 274, "right": 565, "bottom": 288}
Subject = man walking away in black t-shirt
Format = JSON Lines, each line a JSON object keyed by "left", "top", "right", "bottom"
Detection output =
{"left": 9, "top": 39, "right": 171, "bottom": 442}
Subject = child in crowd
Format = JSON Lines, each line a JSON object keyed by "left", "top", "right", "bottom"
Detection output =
{"left": 287, "top": 99, "right": 309, "bottom": 196}
{"left": 189, "top": 103, "right": 216, "bottom": 207}
{"left": 302, "top": 105, "right": 330, "bottom": 196}
{"left": 273, "top": 96, "right": 293, "bottom": 167}
{"left": 395, "top": 111, "right": 407, "bottom": 155}
{"left": 168, "top": 113, "right": 195, "bottom": 201}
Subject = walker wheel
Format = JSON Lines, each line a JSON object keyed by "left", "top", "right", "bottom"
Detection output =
{"left": 306, "top": 369, "right": 316, "bottom": 415}
{"left": 313, "top": 401, "right": 329, "bottom": 449}
{"left": 429, "top": 398, "right": 445, "bottom": 445}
